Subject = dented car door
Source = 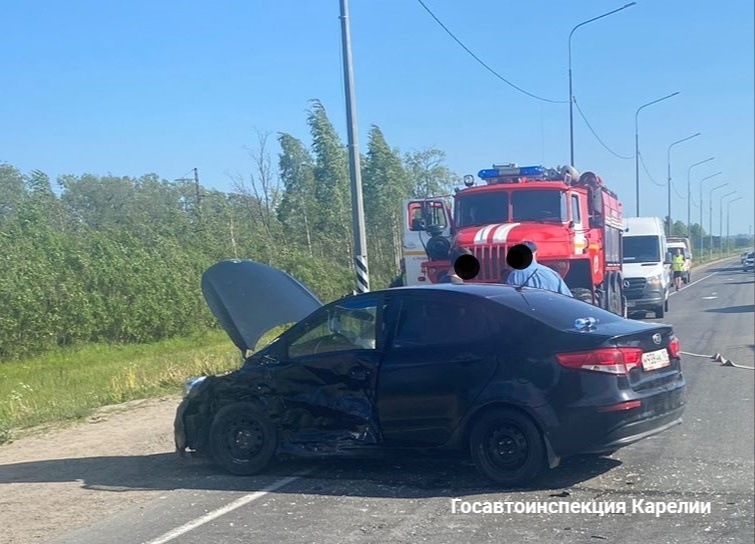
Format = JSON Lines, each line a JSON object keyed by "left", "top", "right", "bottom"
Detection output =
{"left": 267, "top": 294, "right": 385, "bottom": 445}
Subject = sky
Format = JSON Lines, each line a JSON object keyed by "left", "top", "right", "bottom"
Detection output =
{"left": 1, "top": 0, "right": 753, "bottom": 236}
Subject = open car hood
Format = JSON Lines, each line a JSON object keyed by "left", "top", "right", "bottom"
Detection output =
{"left": 201, "top": 260, "right": 323, "bottom": 353}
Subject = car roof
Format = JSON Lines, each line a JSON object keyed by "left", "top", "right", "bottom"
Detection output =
{"left": 369, "top": 283, "right": 564, "bottom": 304}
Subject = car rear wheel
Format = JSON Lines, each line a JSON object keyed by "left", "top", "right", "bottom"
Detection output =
{"left": 209, "top": 402, "right": 278, "bottom": 476}
{"left": 469, "top": 409, "right": 545, "bottom": 487}
{"left": 655, "top": 304, "right": 665, "bottom": 319}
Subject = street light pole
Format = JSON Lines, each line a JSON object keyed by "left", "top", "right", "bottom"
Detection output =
{"left": 666, "top": 133, "right": 701, "bottom": 235}
{"left": 699, "top": 171, "right": 723, "bottom": 255}
{"left": 568, "top": 2, "right": 636, "bottom": 167}
{"left": 686, "top": 157, "right": 715, "bottom": 239}
{"left": 708, "top": 183, "right": 728, "bottom": 259}
{"left": 719, "top": 191, "right": 737, "bottom": 257}
{"left": 635, "top": 91, "right": 680, "bottom": 216}
{"left": 339, "top": 0, "right": 369, "bottom": 293}
{"left": 719, "top": 191, "right": 742, "bottom": 257}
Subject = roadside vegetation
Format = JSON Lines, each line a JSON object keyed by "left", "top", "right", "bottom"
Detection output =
{"left": 0, "top": 331, "right": 236, "bottom": 442}
{"left": 1, "top": 99, "right": 751, "bottom": 439}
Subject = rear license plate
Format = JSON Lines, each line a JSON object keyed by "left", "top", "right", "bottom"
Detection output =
{"left": 642, "top": 348, "right": 670, "bottom": 371}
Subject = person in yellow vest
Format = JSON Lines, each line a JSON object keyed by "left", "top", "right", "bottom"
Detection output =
{"left": 672, "top": 248, "right": 685, "bottom": 291}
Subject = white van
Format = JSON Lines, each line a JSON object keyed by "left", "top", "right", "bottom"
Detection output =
{"left": 622, "top": 217, "right": 672, "bottom": 318}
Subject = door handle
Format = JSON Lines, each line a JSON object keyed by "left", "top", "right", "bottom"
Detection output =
{"left": 348, "top": 367, "right": 369, "bottom": 381}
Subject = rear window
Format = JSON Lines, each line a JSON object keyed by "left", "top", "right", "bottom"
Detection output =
{"left": 491, "top": 291, "right": 624, "bottom": 331}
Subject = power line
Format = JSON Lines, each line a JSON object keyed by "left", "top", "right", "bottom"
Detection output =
{"left": 671, "top": 179, "right": 686, "bottom": 200}
{"left": 415, "top": 0, "right": 566, "bottom": 104}
{"left": 573, "top": 97, "right": 633, "bottom": 160}
{"left": 638, "top": 151, "right": 666, "bottom": 187}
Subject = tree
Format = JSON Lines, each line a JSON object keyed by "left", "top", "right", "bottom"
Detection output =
{"left": 277, "top": 132, "right": 317, "bottom": 256}
{"left": 404, "top": 148, "right": 458, "bottom": 198}
{"left": 307, "top": 100, "right": 352, "bottom": 264}
{"left": 0, "top": 163, "right": 26, "bottom": 225}
{"left": 362, "top": 125, "right": 413, "bottom": 283}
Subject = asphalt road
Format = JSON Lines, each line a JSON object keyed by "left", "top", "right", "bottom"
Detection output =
{"left": 51, "top": 257, "right": 754, "bottom": 544}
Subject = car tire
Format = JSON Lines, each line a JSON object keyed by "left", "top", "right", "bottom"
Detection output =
{"left": 469, "top": 409, "right": 546, "bottom": 487}
{"left": 571, "top": 288, "right": 593, "bottom": 304}
{"left": 209, "top": 402, "right": 278, "bottom": 476}
{"left": 664, "top": 297, "right": 669, "bottom": 312}
{"left": 655, "top": 304, "right": 665, "bottom": 319}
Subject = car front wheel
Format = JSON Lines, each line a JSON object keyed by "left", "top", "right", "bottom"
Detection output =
{"left": 209, "top": 402, "right": 278, "bottom": 476}
{"left": 469, "top": 409, "right": 546, "bottom": 487}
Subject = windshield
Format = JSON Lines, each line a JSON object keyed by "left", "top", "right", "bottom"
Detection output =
{"left": 623, "top": 235, "right": 661, "bottom": 263}
{"left": 511, "top": 189, "right": 567, "bottom": 222}
{"left": 455, "top": 189, "right": 567, "bottom": 228}
{"left": 455, "top": 191, "right": 509, "bottom": 227}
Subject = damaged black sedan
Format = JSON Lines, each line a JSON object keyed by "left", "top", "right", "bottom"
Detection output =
{"left": 175, "top": 259, "right": 687, "bottom": 486}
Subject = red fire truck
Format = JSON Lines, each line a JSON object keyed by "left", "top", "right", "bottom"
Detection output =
{"left": 401, "top": 164, "right": 627, "bottom": 316}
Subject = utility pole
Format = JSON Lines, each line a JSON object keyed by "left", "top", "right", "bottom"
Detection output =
{"left": 175, "top": 168, "right": 203, "bottom": 224}
{"left": 193, "top": 168, "right": 202, "bottom": 214}
{"left": 339, "top": 0, "right": 369, "bottom": 293}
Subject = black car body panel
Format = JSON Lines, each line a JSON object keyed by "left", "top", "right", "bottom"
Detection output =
{"left": 176, "top": 266, "right": 687, "bottom": 477}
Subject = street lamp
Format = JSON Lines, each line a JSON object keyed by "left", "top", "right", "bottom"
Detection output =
{"left": 635, "top": 91, "right": 680, "bottom": 216}
{"left": 568, "top": 2, "right": 636, "bottom": 166}
{"left": 666, "top": 133, "right": 701, "bottom": 235}
{"left": 719, "top": 191, "right": 736, "bottom": 256}
{"left": 718, "top": 191, "right": 742, "bottom": 257}
{"left": 698, "top": 171, "right": 723, "bottom": 254}
{"left": 686, "top": 157, "right": 715, "bottom": 238}
{"left": 708, "top": 183, "right": 728, "bottom": 258}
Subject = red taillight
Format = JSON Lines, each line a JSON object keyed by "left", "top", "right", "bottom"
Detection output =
{"left": 598, "top": 400, "right": 642, "bottom": 412}
{"left": 556, "top": 348, "right": 643, "bottom": 375}
{"left": 668, "top": 337, "right": 681, "bottom": 359}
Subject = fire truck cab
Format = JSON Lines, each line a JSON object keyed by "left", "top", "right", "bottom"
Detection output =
{"left": 401, "top": 164, "right": 627, "bottom": 316}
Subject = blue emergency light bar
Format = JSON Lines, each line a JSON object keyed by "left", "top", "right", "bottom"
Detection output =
{"left": 478, "top": 165, "right": 547, "bottom": 180}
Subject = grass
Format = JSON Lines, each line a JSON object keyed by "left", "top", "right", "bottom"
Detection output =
{"left": 0, "top": 329, "right": 244, "bottom": 442}
{"left": 693, "top": 248, "right": 744, "bottom": 266}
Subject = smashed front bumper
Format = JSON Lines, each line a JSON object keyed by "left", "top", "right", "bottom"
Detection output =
{"left": 174, "top": 398, "right": 210, "bottom": 457}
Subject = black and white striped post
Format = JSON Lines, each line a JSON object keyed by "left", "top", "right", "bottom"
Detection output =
{"left": 339, "top": 0, "right": 369, "bottom": 293}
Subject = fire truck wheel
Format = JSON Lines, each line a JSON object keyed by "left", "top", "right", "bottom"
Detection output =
{"left": 612, "top": 275, "right": 624, "bottom": 315}
{"left": 570, "top": 288, "right": 593, "bottom": 304}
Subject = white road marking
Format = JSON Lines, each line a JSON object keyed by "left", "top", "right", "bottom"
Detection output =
{"left": 669, "top": 270, "right": 718, "bottom": 296}
{"left": 701, "top": 296, "right": 718, "bottom": 300}
{"left": 143, "top": 474, "right": 303, "bottom": 544}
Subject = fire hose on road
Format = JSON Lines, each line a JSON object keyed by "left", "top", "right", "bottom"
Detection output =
{"left": 680, "top": 351, "right": 754, "bottom": 370}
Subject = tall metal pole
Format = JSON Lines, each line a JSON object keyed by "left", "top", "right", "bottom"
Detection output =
{"left": 635, "top": 91, "right": 679, "bottom": 216}
{"left": 686, "top": 157, "right": 715, "bottom": 240}
{"left": 719, "top": 192, "right": 737, "bottom": 257}
{"left": 719, "top": 191, "right": 742, "bottom": 257}
{"left": 666, "top": 133, "right": 701, "bottom": 236}
{"left": 708, "top": 183, "right": 728, "bottom": 259}
{"left": 568, "top": 3, "right": 636, "bottom": 167}
{"left": 339, "top": 0, "right": 369, "bottom": 293}
{"left": 699, "top": 172, "right": 722, "bottom": 256}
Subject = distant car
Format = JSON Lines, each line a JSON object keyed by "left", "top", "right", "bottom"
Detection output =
{"left": 744, "top": 252, "right": 754, "bottom": 271}
{"left": 175, "top": 260, "right": 687, "bottom": 486}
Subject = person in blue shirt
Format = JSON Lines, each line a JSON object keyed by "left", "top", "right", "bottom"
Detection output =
{"left": 506, "top": 241, "right": 573, "bottom": 296}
